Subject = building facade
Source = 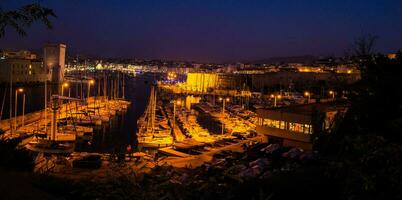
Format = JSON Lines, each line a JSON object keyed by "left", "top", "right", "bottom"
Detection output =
{"left": 256, "top": 102, "right": 348, "bottom": 150}
{"left": 0, "top": 50, "right": 49, "bottom": 83}
{"left": 251, "top": 71, "right": 360, "bottom": 92}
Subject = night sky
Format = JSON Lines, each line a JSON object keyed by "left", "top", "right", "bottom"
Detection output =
{"left": 0, "top": 0, "right": 402, "bottom": 62}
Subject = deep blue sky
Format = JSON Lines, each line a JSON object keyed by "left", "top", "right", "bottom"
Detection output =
{"left": 1, "top": 0, "right": 402, "bottom": 62}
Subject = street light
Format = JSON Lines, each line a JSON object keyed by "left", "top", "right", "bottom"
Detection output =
{"left": 14, "top": 88, "right": 24, "bottom": 130}
{"left": 172, "top": 100, "right": 182, "bottom": 132}
{"left": 219, "top": 97, "right": 230, "bottom": 135}
{"left": 87, "top": 79, "right": 95, "bottom": 108}
{"left": 62, "top": 82, "right": 70, "bottom": 97}
{"left": 61, "top": 82, "right": 71, "bottom": 118}
{"left": 304, "top": 91, "right": 311, "bottom": 103}
{"left": 329, "top": 90, "right": 335, "bottom": 100}
{"left": 270, "top": 94, "right": 282, "bottom": 107}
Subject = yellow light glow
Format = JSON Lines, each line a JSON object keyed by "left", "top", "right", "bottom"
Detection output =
{"left": 329, "top": 90, "right": 334, "bottom": 95}
{"left": 17, "top": 88, "right": 24, "bottom": 92}
{"left": 63, "top": 82, "right": 69, "bottom": 87}
{"left": 167, "top": 72, "right": 177, "bottom": 80}
{"left": 277, "top": 95, "right": 282, "bottom": 99}
{"left": 219, "top": 97, "right": 223, "bottom": 101}
{"left": 270, "top": 94, "right": 274, "bottom": 98}
{"left": 347, "top": 70, "right": 352, "bottom": 74}
{"left": 226, "top": 97, "right": 230, "bottom": 102}
{"left": 176, "top": 100, "right": 182, "bottom": 106}
{"left": 304, "top": 91, "right": 310, "bottom": 96}
{"left": 89, "top": 80, "right": 95, "bottom": 85}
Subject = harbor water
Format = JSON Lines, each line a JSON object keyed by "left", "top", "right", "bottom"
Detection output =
{"left": 0, "top": 73, "right": 156, "bottom": 153}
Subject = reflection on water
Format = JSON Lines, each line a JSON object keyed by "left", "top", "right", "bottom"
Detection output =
{"left": 78, "top": 75, "right": 154, "bottom": 153}
{"left": 0, "top": 74, "right": 157, "bottom": 153}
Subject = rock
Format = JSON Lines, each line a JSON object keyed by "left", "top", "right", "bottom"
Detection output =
{"left": 260, "top": 143, "right": 280, "bottom": 154}
{"left": 282, "top": 147, "right": 303, "bottom": 159}
{"left": 249, "top": 158, "right": 270, "bottom": 168}
{"left": 259, "top": 170, "right": 272, "bottom": 179}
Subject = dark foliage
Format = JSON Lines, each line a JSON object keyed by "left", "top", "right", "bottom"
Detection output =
{"left": 325, "top": 52, "right": 402, "bottom": 199}
{"left": 0, "top": 139, "right": 35, "bottom": 171}
{"left": 0, "top": 3, "right": 56, "bottom": 37}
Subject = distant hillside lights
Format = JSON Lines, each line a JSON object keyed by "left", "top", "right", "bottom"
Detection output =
{"left": 297, "top": 66, "right": 323, "bottom": 73}
{"left": 167, "top": 72, "right": 177, "bottom": 81}
{"left": 388, "top": 53, "right": 397, "bottom": 60}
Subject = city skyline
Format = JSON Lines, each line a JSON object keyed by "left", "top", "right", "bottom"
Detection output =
{"left": 0, "top": 0, "right": 401, "bottom": 62}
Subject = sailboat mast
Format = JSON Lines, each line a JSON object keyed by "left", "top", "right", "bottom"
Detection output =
{"left": 117, "top": 72, "right": 120, "bottom": 99}
{"left": 0, "top": 87, "right": 7, "bottom": 120}
{"left": 103, "top": 71, "right": 107, "bottom": 101}
{"left": 122, "top": 73, "right": 125, "bottom": 99}
{"left": 152, "top": 88, "right": 157, "bottom": 132}
{"left": 9, "top": 65, "right": 13, "bottom": 134}
{"left": 44, "top": 79, "right": 47, "bottom": 136}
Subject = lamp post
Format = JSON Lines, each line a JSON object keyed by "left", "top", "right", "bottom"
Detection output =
{"left": 270, "top": 94, "right": 282, "bottom": 107}
{"left": 219, "top": 97, "right": 230, "bottom": 135}
{"left": 14, "top": 88, "right": 24, "bottom": 130}
{"left": 304, "top": 91, "right": 311, "bottom": 103}
{"left": 62, "top": 82, "right": 69, "bottom": 97}
{"left": 88, "top": 79, "right": 95, "bottom": 108}
{"left": 87, "top": 79, "right": 95, "bottom": 100}
{"left": 172, "top": 100, "right": 182, "bottom": 131}
{"left": 329, "top": 90, "right": 335, "bottom": 100}
{"left": 22, "top": 91, "right": 25, "bottom": 127}
{"left": 62, "top": 82, "right": 70, "bottom": 118}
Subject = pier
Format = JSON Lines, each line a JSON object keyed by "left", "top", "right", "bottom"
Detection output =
{"left": 0, "top": 97, "right": 131, "bottom": 142}
{"left": 158, "top": 147, "right": 191, "bottom": 158}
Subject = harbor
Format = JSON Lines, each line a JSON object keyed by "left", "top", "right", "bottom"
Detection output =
{"left": 0, "top": 1, "right": 399, "bottom": 199}
{"left": 0, "top": 71, "right": 268, "bottom": 180}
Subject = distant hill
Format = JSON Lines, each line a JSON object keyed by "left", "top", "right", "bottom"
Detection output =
{"left": 248, "top": 55, "right": 318, "bottom": 65}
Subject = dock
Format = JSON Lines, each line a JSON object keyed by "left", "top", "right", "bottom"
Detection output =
{"left": 158, "top": 147, "right": 191, "bottom": 158}
{"left": 0, "top": 97, "right": 131, "bottom": 142}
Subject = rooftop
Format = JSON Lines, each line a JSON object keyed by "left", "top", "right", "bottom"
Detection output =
{"left": 258, "top": 101, "right": 349, "bottom": 116}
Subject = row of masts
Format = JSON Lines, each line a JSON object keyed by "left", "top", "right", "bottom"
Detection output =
{"left": 1, "top": 69, "right": 127, "bottom": 141}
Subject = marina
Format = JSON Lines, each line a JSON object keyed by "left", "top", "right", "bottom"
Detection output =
{"left": 0, "top": 1, "right": 397, "bottom": 199}
{"left": 0, "top": 71, "right": 265, "bottom": 179}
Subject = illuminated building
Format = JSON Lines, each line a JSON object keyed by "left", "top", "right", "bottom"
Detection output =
{"left": 185, "top": 73, "right": 218, "bottom": 92}
{"left": 0, "top": 50, "right": 49, "bottom": 83}
{"left": 388, "top": 53, "right": 397, "bottom": 60}
{"left": 251, "top": 71, "right": 360, "bottom": 92}
{"left": 0, "top": 50, "right": 37, "bottom": 60}
{"left": 182, "top": 73, "right": 249, "bottom": 92}
{"left": 44, "top": 43, "right": 66, "bottom": 83}
{"left": 256, "top": 102, "right": 348, "bottom": 150}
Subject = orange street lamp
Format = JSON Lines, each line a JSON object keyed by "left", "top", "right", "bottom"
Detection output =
{"left": 172, "top": 100, "right": 182, "bottom": 131}
{"left": 304, "top": 91, "right": 311, "bottom": 103}
{"left": 62, "top": 82, "right": 69, "bottom": 97}
{"left": 329, "top": 90, "right": 335, "bottom": 100}
{"left": 219, "top": 97, "right": 230, "bottom": 135}
{"left": 87, "top": 79, "right": 95, "bottom": 100}
{"left": 14, "top": 88, "right": 25, "bottom": 130}
{"left": 271, "top": 94, "right": 282, "bottom": 107}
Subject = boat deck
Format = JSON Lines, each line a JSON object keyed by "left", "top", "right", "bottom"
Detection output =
{"left": 158, "top": 147, "right": 191, "bottom": 158}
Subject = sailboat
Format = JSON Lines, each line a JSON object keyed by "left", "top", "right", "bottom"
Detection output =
{"left": 26, "top": 95, "right": 80, "bottom": 154}
{"left": 136, "top": 86, "right": 173, "bottom": 148}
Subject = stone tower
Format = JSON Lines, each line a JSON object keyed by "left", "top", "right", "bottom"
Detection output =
{"left": 44, "top": 43, "right": 66, "bottom": 83}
